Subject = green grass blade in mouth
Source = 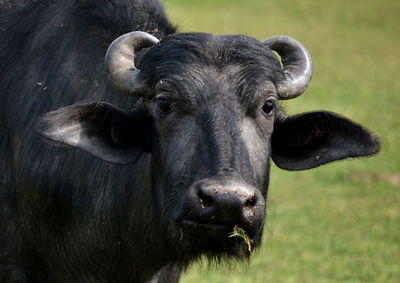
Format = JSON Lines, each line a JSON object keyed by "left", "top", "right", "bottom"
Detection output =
{"left": 229, "top": 226, "right": 253, "bottom": 252}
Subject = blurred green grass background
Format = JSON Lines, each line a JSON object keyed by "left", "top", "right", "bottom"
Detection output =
{"left": 163, "top": 0, "right": 400, "bottom": 282}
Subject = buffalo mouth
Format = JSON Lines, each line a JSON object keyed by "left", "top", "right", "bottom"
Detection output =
{"left": 180, "top": 219, "right": 256, "bottom": 237}
{"left": 180, "top": 219, "right": 234, "bottom": 234}
{"left": 176, "top": 219, "right": 260, "bottom": 257}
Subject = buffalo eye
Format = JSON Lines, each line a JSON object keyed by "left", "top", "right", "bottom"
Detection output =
{"left": 262, "top": 99, "right": 276, "bottom": 116}
{"left": 157, "top": 98, "right": 173, "bottom": 115}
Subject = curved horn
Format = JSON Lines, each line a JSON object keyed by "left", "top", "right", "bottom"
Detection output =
{"left": 263, "top": 36, "right": 313, "bottom": 100}
{"left": 105, "top": 31, "right": 159, "bottom": 96}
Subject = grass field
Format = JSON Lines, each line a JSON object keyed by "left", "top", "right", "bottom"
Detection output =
{"left": 162, "top": 0, "right": 400, "bottom": 282}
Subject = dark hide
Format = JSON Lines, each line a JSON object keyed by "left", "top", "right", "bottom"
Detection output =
{"left": 272, "top": 111, "right": 380, "bottom": 170}
{"left": 0, "top": 1, "right": 178, "bottom": 282}
{"left": 0, "top": 0, "right": 380, "bottom": 282}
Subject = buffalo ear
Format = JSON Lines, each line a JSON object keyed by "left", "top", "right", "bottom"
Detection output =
{"left": 36, "top": 101, "right": 152, "bottom": 164}
{"left": 271, "top": 111, "right": 380, "bottom": 171}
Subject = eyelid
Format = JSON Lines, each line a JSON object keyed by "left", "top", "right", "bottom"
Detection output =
{"left": 265, "top": 92, "right": 277, "bottom": 101}
{"left": 259, "top": 94, "right": 277, "bottom": 108}
{"left": 154, "top": 94, "right": 176, "bottom": 104}
{"left": 155, "top": 86, "right": 176, "bottom": 100}
{"left": 155, "top": 96, "right": 176, "bottom": 108}
{"left": 155, "top": 94, "right": 169, "bottom": 99}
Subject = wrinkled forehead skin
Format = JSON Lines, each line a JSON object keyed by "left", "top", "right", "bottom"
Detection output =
{"left": 137, "top": 33, "right": 284, "bottom": 101}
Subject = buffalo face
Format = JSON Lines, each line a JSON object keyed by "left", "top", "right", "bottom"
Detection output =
{"left": 37, "top": 32, "right": 380, "bottom": 260}
{"left": 140, "top": 34, "right": 282, "bottom": 256}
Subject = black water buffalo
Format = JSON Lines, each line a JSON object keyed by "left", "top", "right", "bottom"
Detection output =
{"left": 0, "top": 0, "right": 380, "bottom": 282}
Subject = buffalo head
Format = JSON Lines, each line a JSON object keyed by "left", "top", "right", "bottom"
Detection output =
{"left": 37, "top": 31, "right": 379, "bottom": 260}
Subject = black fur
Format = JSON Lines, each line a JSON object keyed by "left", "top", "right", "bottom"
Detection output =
{"left": 0, "top": 0, "right": 379, "bottom": 282}
{"left": 0, "top": 1, "right": 177, "bottom": 282}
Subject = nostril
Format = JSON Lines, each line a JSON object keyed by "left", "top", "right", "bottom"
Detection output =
{"left": 198, "top": 190, "right": 213, "bottom": 208}
{"left": 244, "top": 196, "right": 257, "bottom": 208}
